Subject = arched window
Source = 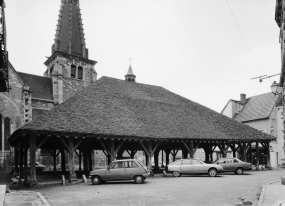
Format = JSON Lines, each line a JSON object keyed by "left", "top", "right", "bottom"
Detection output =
{"left": 4, "top": 118, "right": 11, "bottom": 150}
{"left": 71, "top": 64, "right": 76, "bottom": 78}
{"left": 78, "top": 66, "right": 83, "bottom": 80}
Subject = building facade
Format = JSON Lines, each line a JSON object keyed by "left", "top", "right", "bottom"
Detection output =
{"left": 221, "top": 93, "right": 284, "bottom": 167}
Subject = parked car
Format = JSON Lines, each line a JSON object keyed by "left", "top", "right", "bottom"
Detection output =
{"left": 89, "top": 159, "right": 150, "bottom": 185}
{"left": 213, "top": 158, "right": 252, "bottom": 175}
{"left": 28, "top": 162, "right": 46, "bottom": 171}
{"left": 165, "top": 158, "right": 223, "bottom": 177}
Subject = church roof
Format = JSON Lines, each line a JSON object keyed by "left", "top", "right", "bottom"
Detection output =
{"left": 17, "top": 72, "right": 53, "bottom": 101}
{"left": 234, "top": 92, "right": 277, "bottom": 123}
{"left": 53, "top": 0, "right": 87, "bottom": 58}
{"left": 9, "top": 77, "right": 274, "bottom": 142}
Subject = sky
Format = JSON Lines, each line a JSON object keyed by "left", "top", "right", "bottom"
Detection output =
{"left": 5, "top": 0, "right": 281, "bottom": 112}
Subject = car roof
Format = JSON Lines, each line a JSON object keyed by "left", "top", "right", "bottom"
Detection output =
{"left": 113, "top": 159, "right": 137, "bottom": 162}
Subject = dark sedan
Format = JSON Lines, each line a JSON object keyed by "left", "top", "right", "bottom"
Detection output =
{"left": 213, "top": 158, "right": 252, "bottom": 174}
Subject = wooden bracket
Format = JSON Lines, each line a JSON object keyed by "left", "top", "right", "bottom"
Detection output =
{"left": 58, "top": 137, "right": 69, "bottom": 152}
{"left": 115, "top": 140, "right": 125, "bottom": 154}
{"left": 151, "top": 141, "right": 160, "bottom": 156}
{"left": 182, "top": 141, "right": 193, "bottom": 156}
{"left": 102, "top": 150, "right": 108, "bottom": 157}
{"left": 139, "top": 141, "right": 150, "bottom": 157}
{"left": 99, "top": 139, "right": 111, "bottom": 156}
{"left": 36, "top": 136, "right": 49, "bottom": 150}
{"left": 73, "top": 138, "right": 83, "bottom": 152}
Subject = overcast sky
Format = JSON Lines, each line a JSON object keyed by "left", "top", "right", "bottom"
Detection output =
{"left": 5, "top": 0, "right": 281, "bottom": 112}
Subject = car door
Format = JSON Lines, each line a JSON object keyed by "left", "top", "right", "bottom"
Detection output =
{"left": 226, "top": 159, "right": 236, "bottom": 171}
{"left": 124, "top": 161, "right": 143, "bottom": 179}
{"left": 104, "top": 162, "right": 126, "bottom": 180}
{"left": 217, "top": 159, "right": 228, "bottom": 171}
{"left": 190, "top": 159, "right": 206, "bottom": 173}
{"left": 168, "top": 160, "right": 182, "bottom": 172}
{"left": 180, "top": 159, "right": 193, "bottom": 173}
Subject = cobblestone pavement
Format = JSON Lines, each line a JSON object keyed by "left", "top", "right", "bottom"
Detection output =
{"left": 18, "top": 168, "right": 285, "bottom": 206}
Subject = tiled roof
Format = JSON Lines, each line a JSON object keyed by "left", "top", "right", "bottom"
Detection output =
{"left": 10, "top": 77, "right": 274, "bottom": 141}
{"left": 234, "top": 92, "right": 277, "bottom": 123}
{"left": 17, "top": 72, "right": 53, "bottom": 101}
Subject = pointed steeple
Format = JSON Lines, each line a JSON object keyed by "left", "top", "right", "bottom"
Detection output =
{"left": 52, "top": 0, "right": 88, "bottom": 58}
{"left": 125, "top": 63, "right": 136, "bottom": 82}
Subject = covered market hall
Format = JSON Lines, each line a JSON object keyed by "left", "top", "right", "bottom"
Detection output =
{"left": 8, "top": 77, "right": 275, "bottom": 187}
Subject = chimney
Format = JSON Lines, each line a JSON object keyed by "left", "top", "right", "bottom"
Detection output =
{"left": 240, "top": 93, "right": 246, "bottom": 105}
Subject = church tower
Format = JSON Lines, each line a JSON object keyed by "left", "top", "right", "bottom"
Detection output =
{"left": 44, "top": 0, "right": 97, "bottom": 104}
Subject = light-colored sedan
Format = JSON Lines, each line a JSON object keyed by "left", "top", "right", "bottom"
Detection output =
{"left": 213, "top": 158, "right": 252, "bottom": 175}
{"left": 89, "top": 159, "right": 150, "bottom": 185}
{"left": 165, "top": 158, "right": 223, "bottom": 177}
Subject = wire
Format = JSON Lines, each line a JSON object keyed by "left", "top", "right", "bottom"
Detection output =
{"left": 225, "top": 0, "right": 261, "bottom": 74}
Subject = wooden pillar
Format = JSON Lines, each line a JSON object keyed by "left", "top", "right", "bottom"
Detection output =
{"left": 83, "top": 152, "right": 88, "bottom": 171}
{"left": 61, "top": 149, "right": 66, "bottom": 172}
{"left": 68, "top": 137, "right": 76, "bottom": 181}
{"left": 53, "top": 148, "right": 57, "bottom": 177}
{"left": 109, "top": 140, "right": 115, "bottom": 163}
{"left": 88, "top": 150, "right": 93, "bottom": 171}
{"left": 232, "top": 144, "right": 236, "bottom": 158}
{"left": 147, "top": 141, "right": 153, "bottom": 176}
{"left": 19, "top": 139, "right": 24, "bottom": 179}
{"left": 255, "top": 141, "right": 260, "bottom": 170}
{"left": 165, "top": 150, "right": 170, "bottom": 165}
{"left": 29, "top": 133, "right": 37, "bottom": 187}
{"left": 182, "top": 150, "right": 188, "bottom": 158}
{"left": 161, "top": 150, "right": 164, "bottom": 165}
{"left": 130, "top": 150, "right": 136, "bottom": 159}
{"left": 14, "top": 143, "right": 19, "bottom": 176}
{"left": 154, "top": 150, "right": 159, "bottom": 172}
{"left": 249, "top": 143, "right": 253, "bottom": 165}
{"left": 117, "top": 150, "right": 123, "bottom": 159}
{"left": 266, "top": 141, "right": 271, "bottom": 167}
{"left": 79, "top": 150, "right": 82, "bottom": 171}
{"left": 24, "top": 138, "right": 28, "bottom": 183}
{"left": 189, "top": 142, "right": 194, "bottom": 158}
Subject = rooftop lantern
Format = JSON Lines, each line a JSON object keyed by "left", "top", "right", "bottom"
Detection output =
{"left": 271, "top": 81, "right": 282, "bottom": 95}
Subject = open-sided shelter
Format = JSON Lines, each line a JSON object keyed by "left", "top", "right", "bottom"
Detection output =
{"left": 9, "top": 76, "right": 275, "bottom": 186}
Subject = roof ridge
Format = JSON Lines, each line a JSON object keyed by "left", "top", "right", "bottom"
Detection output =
{"left": 17, "top": 72, "right": 52, "bottom": 79}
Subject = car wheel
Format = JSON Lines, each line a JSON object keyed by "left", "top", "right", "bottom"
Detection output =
{"left": 134, "top": 175, "right": 144, "bottom": 184}
{"left": 91, "top": 176, "right": 102, "bottom": 185}
{"left": 208, "top": 168, "right": 217, "bottom": 177}
{"left": 235, "top": 168, "right": 244, "bottom": 175}
{"left": 172, "top": 171, "right": 181, "bottom": 177}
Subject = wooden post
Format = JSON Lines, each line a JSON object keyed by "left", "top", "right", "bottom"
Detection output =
{"left": 83, "top": 152, "right": 88, "bottom": 171}
{"left": 61, "top": 149, "right": 66, "bottom": 172}
{"left": 88, "top": 150, "right": 93, "bottom": 171}
{"left": 53, "top": 148, "right": 57, "bottom": 177}
{"left": 109, "top": 140, "right": 115, "bottom": 163}
{"left": 24, "top": 139, "right": 28, "bottom": 183}
{"left": 117, "top": 150, "right": 123, "bottom": 159}
{"left": 147, "top": 141, "right": 153, "bottom": 176}
{"left": 68, "top": 137, "right": 76, "bottom": 181}
{"left": 182, "top": 150, "right": 188, "bottom": 158}
{"left": 249, "top": 143, "right": 253, "bottom": 165}
{"left": 29, "top": 133, "right": 37, "bottom": 187}
{"left": 256, "top": 141, "right": 260, "bottom": 170}
{"left": 165, "top": 150, "right": 170, "bottom": 165}
{"left": 79, "top": 150, "right": 82, "bottom": 171}
{"left": 161, "top": 150, "right": 164, "bottom": 165}
{"left": 154, "top": 150, "right": 159, "bottom": 172}
{"left": 266, "top": 141, "right": 271, "bottom": 167}
{"left": 19, "top": 139, "right": 24, "bottom": 179}
{"left": 14, "top": 143, "right": 19, "bottom": 176}
{"left": 189, "top": 142, "right": 194, "bottom": 158}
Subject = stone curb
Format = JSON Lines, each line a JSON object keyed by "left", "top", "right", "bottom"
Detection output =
{"left": 256, "top": 179, "right": 282, "bottom": 206}
{"left": 37, "top": 192, "right": 51, "bottom": 206}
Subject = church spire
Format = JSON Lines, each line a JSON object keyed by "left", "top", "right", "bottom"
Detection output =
{"left": 52, "top": 0, "right": 88, "bottom": 58}
{"left": 125, "top": 59, "right": 136, "bottom": 82}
